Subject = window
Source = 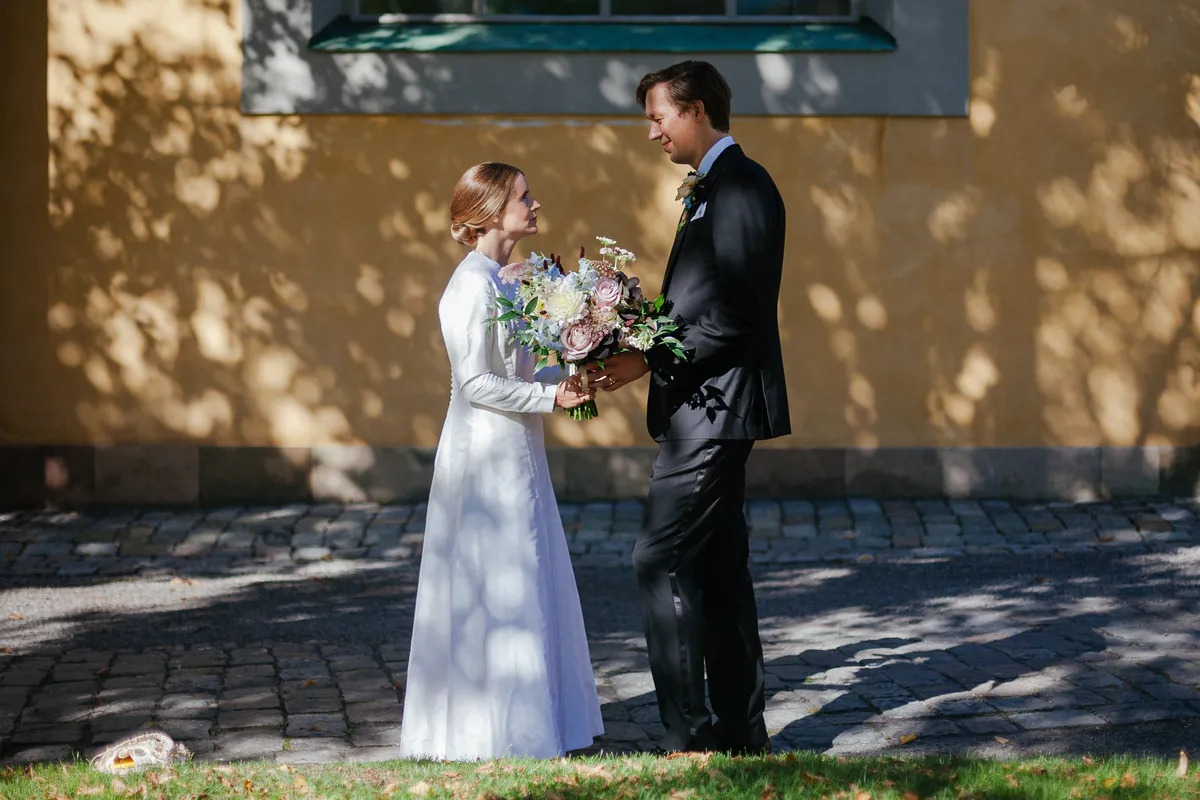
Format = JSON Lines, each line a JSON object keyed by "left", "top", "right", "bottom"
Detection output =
{"left": 353, "top": 0, "right": 862, "bottom": 23}
{"left": 245, "top": 0, "right": 969, "bottom": 117}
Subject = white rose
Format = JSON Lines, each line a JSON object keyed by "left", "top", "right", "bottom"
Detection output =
{"left": 622, "top": 329, "right": 657, "bottom": 351}
{"left": 544, "top": 286, "right": 588, "bottom": 324}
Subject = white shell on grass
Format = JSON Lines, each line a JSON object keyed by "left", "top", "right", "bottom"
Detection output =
{"left": 90, "top": 731, "right": 192, "bottom": 773}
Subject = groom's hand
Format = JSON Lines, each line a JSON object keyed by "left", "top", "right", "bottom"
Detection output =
{"left": 587, "top": 351, "right": 650, "bottom": 392}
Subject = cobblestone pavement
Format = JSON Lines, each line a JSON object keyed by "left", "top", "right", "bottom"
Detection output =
{"left": 2, "top": 499, "right": 1200, "bottom": 765}
{"left": 2, "top": 497, "right": 1199, "bottom": 579}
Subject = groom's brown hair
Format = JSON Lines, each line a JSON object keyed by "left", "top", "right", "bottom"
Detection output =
{"left": 636, "top": 61, "right": 732, "bottom": 133}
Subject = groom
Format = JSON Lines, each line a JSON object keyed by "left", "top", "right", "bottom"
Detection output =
{"left": 590, "top": 60, "right": 790, "bottom": 754}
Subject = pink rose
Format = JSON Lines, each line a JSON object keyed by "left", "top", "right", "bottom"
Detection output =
{"left": 592, "top": 276, "right": 624, "bottom": 309}
{"left": 498, "top": 262, "right": 530, "bottom": 285}
{"left": 560, "top": 322, "right": 606, "bottom": 362}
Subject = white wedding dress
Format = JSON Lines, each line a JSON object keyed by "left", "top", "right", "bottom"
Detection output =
{"left": 398, "top": 250, "right": 604, "bottom": 761}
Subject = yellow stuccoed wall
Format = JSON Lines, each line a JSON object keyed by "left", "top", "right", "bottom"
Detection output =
{"left": 2, "top": 0, "right": 1199, "bottom": 453}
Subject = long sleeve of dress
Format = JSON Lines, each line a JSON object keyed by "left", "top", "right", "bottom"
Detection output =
{"left": 440, "top": 268, "right": 558, "bottom": 415}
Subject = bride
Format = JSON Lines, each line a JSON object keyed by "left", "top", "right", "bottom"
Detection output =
{"left": 398, "top": 163, "right": 605, "bottom": 760}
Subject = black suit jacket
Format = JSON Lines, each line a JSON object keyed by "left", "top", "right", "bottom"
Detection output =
{"left": 645, "top": 144, "right": 791, "bottom": 442}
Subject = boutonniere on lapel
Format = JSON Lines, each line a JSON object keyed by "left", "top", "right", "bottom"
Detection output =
{"left": 675, "top": 170, "right": 706, "bottom": 232}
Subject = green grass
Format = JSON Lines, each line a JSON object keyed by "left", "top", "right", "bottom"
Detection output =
{"left": 0, "top": 752, "right": 1195, "bottom": 799}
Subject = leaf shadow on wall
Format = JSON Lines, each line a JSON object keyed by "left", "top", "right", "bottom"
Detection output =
{"left": 759, "top": 1, "right": 1200, "bottom": 497}
{"left": 34, "top": 0, "right": 1200, "bottom": 504}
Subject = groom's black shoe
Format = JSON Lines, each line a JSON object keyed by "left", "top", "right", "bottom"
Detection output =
{"left": 712, "top": 720, "right": 770, "bottom": 757}
{"left": 650, "top": 723, "right": 719, "bottom": 756}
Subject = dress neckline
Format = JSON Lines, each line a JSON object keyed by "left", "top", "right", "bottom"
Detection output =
{"left": 469, "top": 250, "right": 502, "bottom": 272}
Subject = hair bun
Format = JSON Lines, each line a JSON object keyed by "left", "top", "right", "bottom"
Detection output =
{"left": 450, "top": 222, "right": 480, "bottom": 246}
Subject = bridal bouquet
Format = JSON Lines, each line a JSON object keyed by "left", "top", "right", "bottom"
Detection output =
{"left": 491, "top": 236, "right": 687, "bottom": 421}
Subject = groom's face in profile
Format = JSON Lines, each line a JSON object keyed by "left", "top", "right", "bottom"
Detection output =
{"left": 643, "top": 83, "right": 706, "bottom": 168}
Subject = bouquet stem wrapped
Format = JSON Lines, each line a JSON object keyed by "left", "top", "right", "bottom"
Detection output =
{"left": 566, "top": 363, "right": 598, "bottom": 422}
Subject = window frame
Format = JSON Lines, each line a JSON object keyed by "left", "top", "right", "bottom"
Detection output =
{"left": 351, "top": 0, "right": 864, "bottom": 25}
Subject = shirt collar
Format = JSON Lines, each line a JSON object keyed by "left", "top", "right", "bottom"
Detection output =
{"left": 697, "top": 135, "right": 735, "bottom": 176}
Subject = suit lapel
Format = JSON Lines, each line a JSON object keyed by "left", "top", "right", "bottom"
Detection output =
{"left": 658, "top": 221, "right": 688, "bottom": 296}
{"left": 658, "top": 145, "right": 742, "bottom": 298}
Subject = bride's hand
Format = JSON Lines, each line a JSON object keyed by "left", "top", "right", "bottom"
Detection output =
{"left": 555, "top": 376, "right": 596, "bottom": 409}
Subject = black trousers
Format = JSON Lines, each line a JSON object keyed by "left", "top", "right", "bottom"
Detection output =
{"left": 632, "top": 438, "right": 766, "bottom": 752}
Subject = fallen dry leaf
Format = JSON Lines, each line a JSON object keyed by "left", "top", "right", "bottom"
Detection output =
{"left": 1005, "top": 774, "right": 1020, "bottom": 788}
{"left": 110, "top": 778, "right": 129, "bottom": 794}
{"left": 147, "top": 771, "right": 172, "bottom": 787}
{"left": 1082, "top": 756, "right": 1095, "bottom": 765}
{"left": 408, "top": 780, "right": 433, "bottom": 797}
{"left": 994, "top": 736, "right": 1010, "bottom": 744}
{"left": 903, "top": 793, "right": 919, "bottom": 800}
{"left": 668, "top": 790, "right": 695, "bottom": 799}
{"left": 77, "top": 787, "right": 104, "bottom": 796}
{"left": 854, "top": 791, "right": 871, "bottom": 800}
{"left": 574, "top": 764, "right": 611, "bottom": 779}
{"left": 1179, "top": 749, "right": 1190, "bottom": 778}
{"left": 760, "top": 783, "right": 778, "bottom": 800}
{"left": 898, "top": 733, "right": 919, "bottom": 745}
{"left": 802, "top": 772, "right": 828, "bottom": 785}
{"left": 1121, "top": 771, "right": 1136, "bottom": 788}
{"left": 7, "top": 613, "right": 27, "bottom": 621}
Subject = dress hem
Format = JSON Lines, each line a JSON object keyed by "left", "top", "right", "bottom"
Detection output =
{"left": 397, "top": 727, "right": 603, "bottom": 762}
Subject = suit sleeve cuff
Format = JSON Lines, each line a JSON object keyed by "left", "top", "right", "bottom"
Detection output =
{"left": 645, "top": 344, "right": 682, "bottom": 385}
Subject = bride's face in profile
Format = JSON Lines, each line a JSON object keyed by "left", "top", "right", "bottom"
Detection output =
{"left": 495, "top": 173, "right": 541, "bottom": 241}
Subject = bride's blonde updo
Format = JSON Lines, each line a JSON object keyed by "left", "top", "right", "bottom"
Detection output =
{"left": 449, "top": 162, "right": 523, "bottom": 247}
